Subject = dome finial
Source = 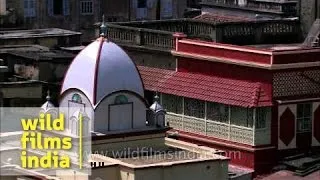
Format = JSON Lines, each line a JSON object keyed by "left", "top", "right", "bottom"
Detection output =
{"left": 46, "top": 90, "right": 51, "bottom": 101}
{"left": 154, "top": 92, "right": 159, "bottom": 102}
{"left": 100, "top": 14, "right": 107, "bottom": 37}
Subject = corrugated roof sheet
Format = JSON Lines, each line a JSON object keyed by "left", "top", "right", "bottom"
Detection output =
{"left": 138, "top": 66, "right": 272, "bottom": 107}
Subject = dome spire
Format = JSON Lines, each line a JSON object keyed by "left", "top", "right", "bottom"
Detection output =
{"left": 100, "top": 14, "right": 107, "bottom": 37}
{"left": 154, "top": 92, "right": 159, "bottom": 102}
{"left": 41, "top": 89, "right": 55, "bottom": 112}
{"left": 46, "top": 90, "right": 51, "bottom": 101}
{"left": 150, "top": 92, "right": 164, "bottom": 112}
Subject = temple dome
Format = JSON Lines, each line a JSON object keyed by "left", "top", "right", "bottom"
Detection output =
{"left": 60, "top": 37, "right": 144, "bottom": 107}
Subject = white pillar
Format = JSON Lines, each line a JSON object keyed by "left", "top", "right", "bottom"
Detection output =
{"left": 182, "top": 97, "right": 185, "bottom": 130}
{"left": 205, "top": 101, "right": 207, "bottom": 135}
{"left": 228, "top": 105, "right": 231, "bottom": 140}
{"left": 253, "top": 108, "right": 256, "bottom": 146}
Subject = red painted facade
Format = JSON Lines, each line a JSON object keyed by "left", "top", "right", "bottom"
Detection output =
{"left": 156, "top": 36, "right": 320, "bottom": 175}
{"left": 177, "top": 40, "right": 272, "bottom": 64}
{"left": 177, "top": 58, "right": 272, "bottom": 82}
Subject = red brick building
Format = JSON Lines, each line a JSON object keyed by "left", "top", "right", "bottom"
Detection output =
{"left": 116, "top": 29, "right": 319, "bottom": 174}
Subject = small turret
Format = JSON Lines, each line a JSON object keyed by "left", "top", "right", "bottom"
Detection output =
{"left": 40, "top": 90, "right": 58, "bottom": 119}
{"left": 40, "top": 90, "right": 55, "bottom": 112}
{"left": 149, "top": 94, "right": 166, "bottom": 128}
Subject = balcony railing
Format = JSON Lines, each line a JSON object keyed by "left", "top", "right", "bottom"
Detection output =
{"left": 96, "top": 18, "right": 301, "bottom": 50}
{"left": 166, "top": 113, "right": 255, "bottom": 145}
{"left": 115, "top": 19, "right": 216, "bottom": 39}
{"left": 103, "top": 23, "right": 175, "bottom": 51}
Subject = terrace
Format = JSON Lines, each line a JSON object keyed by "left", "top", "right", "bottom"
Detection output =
{"left": 89, "top": 138, "right": 251, "bottom": 180}
{"left": 96, "top": 18, "right": 302, "bottom": 52}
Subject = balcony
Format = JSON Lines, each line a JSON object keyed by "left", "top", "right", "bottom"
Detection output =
{"left": 201, "top": 0, "right": 298, "bottom": 17}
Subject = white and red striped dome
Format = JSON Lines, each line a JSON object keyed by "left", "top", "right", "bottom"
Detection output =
{"left": 60, "top": 37, "right": 144, "bottom": 107}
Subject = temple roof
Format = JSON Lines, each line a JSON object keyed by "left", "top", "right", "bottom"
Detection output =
{"left": 61, "top": 37, "right": 144, "bottom": 106}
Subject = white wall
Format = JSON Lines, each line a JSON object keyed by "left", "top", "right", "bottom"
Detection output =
{"left": 59, "top": 90, "right": 94, "bottom": 133}
{"left": 94, "top": 92, "right": 147, "bottom": 133}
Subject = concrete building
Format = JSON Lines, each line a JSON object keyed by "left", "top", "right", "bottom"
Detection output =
{"left": 0, "top": 28, "right": 81, "bottom": 48}
{"left": 299, "top": 0, "right": 320, "bottom": 36}
{"left": 1, "top": 0, "right": 100, "bottom": 42}
{"left": 198, "top": 0, "right": 320, "bottom": 37}
{"left": 0, "top": 0, "right": 189, "bottom": 42}
{"left": 0, "top": 28, "right": 82, "bottom": 108}
{"left": 101, "top": 0, "right": 187, "bottom": 22}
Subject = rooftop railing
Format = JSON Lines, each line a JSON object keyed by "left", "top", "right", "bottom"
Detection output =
{"left": 201, "top": 0, "right": 298, "bottom": 16}
{"left": 98, "top": 18, "right": 301, "bottom": 50}
{"left": 104, "top": 23, "right": 175, "bottom": 51}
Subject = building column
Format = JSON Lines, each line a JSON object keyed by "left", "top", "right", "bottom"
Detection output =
{"left": 228, "top": 105, "right": 231, "bottom": 140}
{"left": 182, "top": 97, "right": 185, "bottom": 130}
{"left": 253, "top": 108, "right": 256, "bottom": 146}
{"left": 205, "top": 101, "right": 207, "bottom": 135}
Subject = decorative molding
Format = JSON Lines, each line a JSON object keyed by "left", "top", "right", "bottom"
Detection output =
{"left": 178, "top": 40, "right": 273, "bottom": 55}
{"left": 277, "top": 98, "right": 320, "bottom": 104}
{"left": 172, "top": 51, "right": 271, "bottom": 69}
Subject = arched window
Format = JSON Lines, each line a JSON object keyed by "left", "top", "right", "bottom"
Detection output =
{"left": 114, "top": 95, "right": 128, "bottom": 104}
{"left": 72, "top": 93, "right": 82, "bottom": 103}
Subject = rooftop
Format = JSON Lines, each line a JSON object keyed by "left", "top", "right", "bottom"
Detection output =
{"left": 0, "top": 28, "right": 81, "bottom": 39}
{"left": 138, "top": 66, "right": 272, "bottom": 107}
{"left": 0, "top": 45, "right": 49, "bottom": 53}
{"left": 0, "top": 45, "right": 75, "bottom": 61}
{"left": 116, "top": 147, "right": 201, "bottom": 165}
{"left": 259, "top": 170, "right": 320, "bottom": 180}
{"left": 91, "top": 138, "right": 228, "bottom": 169}
{"left": 200, "top": 0, "right": 298, "bottom": 16}
{"left": 6, "top": 50, "right": 75, "bottom": 61}
{"left": 98, "top": 18, "right": 302, "bottom": 53}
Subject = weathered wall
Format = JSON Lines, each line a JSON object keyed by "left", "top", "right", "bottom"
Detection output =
{"left": 5, "top": 0, "right": 100, "bottom": 42}
{"left": 90, "top": 166, "right": 120, "bottom": 180}
{"left": 0, "top": 35, "right": 80, "bottom": 48}
{"left": 299, "top": 0, "right": 320, "bottom": 36}
{"left": 129, "top": 0, "right": 187, "bottom": 20}
{"left": 134, "top": 160, "right": 228, "bottom": 180}
{"left": 102, "top": 0, "right": 130, "bottom": 21}
{"left": 126, "top": 49, "right": 176, "bottom": 70}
